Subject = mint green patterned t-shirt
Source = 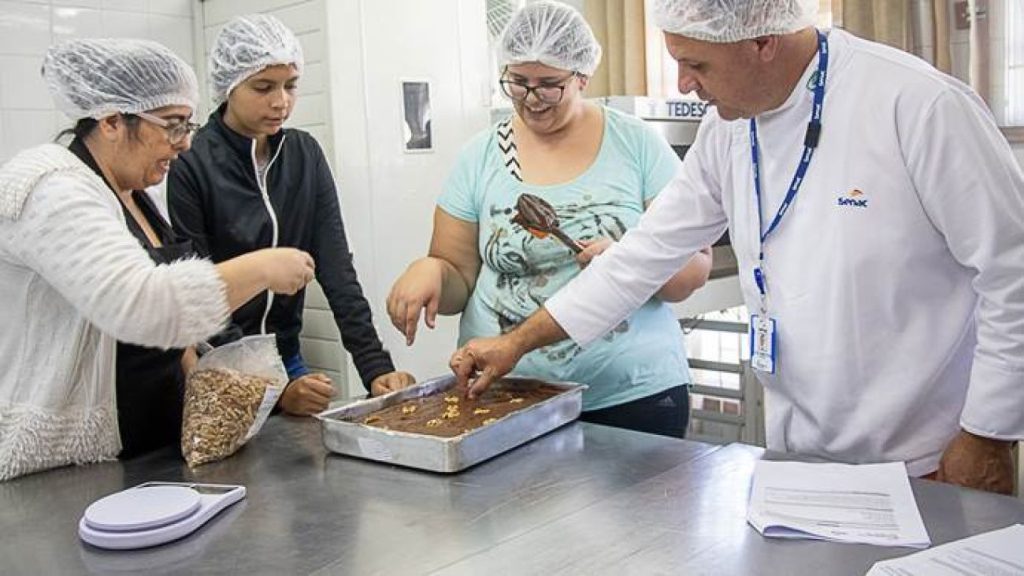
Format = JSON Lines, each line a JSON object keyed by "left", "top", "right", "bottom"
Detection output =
{"left": 438, "top": 106, "right": 692, "bottom": 411}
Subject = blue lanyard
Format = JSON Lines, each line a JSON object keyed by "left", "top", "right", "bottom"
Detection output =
{"left": 751, "top": 30, "right": 828, "bottom": 299}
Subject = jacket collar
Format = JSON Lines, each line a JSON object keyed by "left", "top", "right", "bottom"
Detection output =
{"left": 208, "top": 104, "right": 286, "bottom": 161}
{"left": 68, "top": 137, "right": 118, "bottom": 194}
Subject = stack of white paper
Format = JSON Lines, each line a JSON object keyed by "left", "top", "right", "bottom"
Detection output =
{"left": 747, "top": 460, "right": 931, "bottom": 548}
{"left": 867, "top": 524, "right": 1024, "bottom": 575}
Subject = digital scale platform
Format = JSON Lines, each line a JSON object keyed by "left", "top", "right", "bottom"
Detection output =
{"left": 78, "top": 481, "right": 245, "bottom": 550}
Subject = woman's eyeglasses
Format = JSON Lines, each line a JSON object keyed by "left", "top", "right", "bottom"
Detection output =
{"left": 499, "top": 71, "right": 579, "bottom": 105}
{"left": 133, "top": 111, "right": 200, "bottom": 145}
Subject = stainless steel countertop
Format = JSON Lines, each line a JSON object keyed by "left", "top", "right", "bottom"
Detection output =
{"left": 3, "top": 417, "right": 1023, "bottom": 575}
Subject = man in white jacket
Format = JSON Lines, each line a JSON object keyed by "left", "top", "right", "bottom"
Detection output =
{"left": 444, "top": 0, "right": 1024, "bottom": 494}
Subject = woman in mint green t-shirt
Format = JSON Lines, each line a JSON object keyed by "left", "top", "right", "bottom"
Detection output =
{"left": 387, "top": 1, "right": 711, "bottom": 437}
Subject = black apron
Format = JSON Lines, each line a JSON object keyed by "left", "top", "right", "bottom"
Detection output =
{"left": 69, "top": 138, "right": 196, "bottom": 458}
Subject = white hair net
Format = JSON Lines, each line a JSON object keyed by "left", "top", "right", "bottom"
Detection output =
{"left": 209, "top": 14, "right": 304, "bottom": 105}
{"left": 652, "top": 0, "right": 818, "bottom": 43}
{"left": 497, "top": 1, "right": 602, "bottom": 76}
{"left": 42, "top": 39, "right": 198, "bottom": 120}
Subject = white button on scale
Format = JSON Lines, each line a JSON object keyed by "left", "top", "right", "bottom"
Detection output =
{"left": 79, "top": 482, "right": 246, "bottom": 550}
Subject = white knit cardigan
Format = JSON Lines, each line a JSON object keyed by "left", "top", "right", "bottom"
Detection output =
{"left": 0, "top": 144, "right": 230, "bottom": 481}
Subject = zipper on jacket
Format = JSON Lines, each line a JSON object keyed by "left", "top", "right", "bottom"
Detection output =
{"left": 251, "top": 135, "right": 287, "bottom": 335}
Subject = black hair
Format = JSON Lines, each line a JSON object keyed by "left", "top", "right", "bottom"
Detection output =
{"left": 55, "top": 115, "right": 142, "bottom": 143}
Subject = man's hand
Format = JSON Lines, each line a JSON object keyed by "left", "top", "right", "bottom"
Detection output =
{"left": 449, "top": 307, "right": 568, "bottom": 398}
{"left": 935, "top": 429, "right": 1014, "bottom": 495}
{"left": 370, "top": 371, "right": 417, "bottom": 396}
{"left": 278, "top": 373, "right": 336, "bottom": 416}
{"left": 449, "top": 335, "right": 525, "bottom": 399}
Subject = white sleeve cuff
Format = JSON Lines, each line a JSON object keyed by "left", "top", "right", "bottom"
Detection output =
{"left": 544, "top": 273, "right": 607, "bottom": 348}
{"left": 959, "top": 357, "right": 1024, "bottom": 440}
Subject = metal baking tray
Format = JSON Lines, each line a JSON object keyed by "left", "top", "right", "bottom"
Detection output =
{"left": 317, "top": 375, "right": 586, "bottom": 473}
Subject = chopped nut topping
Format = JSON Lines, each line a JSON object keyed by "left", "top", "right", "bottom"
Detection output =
{"left": 182, "top": 368, "right": 276, "bottom": 468}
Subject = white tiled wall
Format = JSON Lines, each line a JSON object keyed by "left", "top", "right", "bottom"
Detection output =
{"left": 0, "top": 0, "right": 193, "bottom": 163}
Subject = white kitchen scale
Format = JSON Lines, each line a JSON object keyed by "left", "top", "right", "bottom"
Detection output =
{"left": 78, "top": 481, "right": 246, "bottom": 550}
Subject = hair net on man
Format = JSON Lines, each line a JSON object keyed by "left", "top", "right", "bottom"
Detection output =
{"left": 209, "top": 14, "right": 304, "bottom": 105}
{"left": 497, "top": 0, "right": 602, "bottom": 76}
{"left": 42, "top": 39, "right": 198, "bottom": 120}
{"left": 652, "top": 0, "right": 818, "bottom": 43}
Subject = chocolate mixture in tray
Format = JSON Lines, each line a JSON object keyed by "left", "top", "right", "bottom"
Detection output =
{"left": 356, "top": 379, "right": 563, "bottom": 437}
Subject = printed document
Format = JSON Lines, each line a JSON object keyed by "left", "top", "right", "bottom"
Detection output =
{"left": 747, "top": 460, "right": 930, "bottom": 548}
{"left": 866, "top": 524, "right": 1024, "bottom": 575}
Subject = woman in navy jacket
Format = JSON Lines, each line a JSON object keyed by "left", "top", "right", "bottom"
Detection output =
{"left": 168, "top": 15, "right": 414, "bottom": 415}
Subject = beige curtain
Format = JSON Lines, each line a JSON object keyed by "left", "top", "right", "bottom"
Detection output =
{"left": 584, "top": 0, "right": 647, "bottom": 96}
{"left": 832, "top": 0, "right": 914, "bottom": 50}
{"left": 931, "top": 0, "right": 952, "bottom": 74}
{"left": 832, "top": 0, "right": 952, "bottom": 73}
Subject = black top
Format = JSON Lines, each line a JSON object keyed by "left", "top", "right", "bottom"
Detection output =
{"left": 68, "top": 138, "right": 193, "bottom": 458}
{"left": 167, "top": 107, "right": 395, "bottom": 390}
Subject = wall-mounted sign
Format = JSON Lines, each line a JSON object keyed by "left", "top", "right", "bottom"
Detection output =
{"left": 664, "top": 99, "right": 708, "bottom": 120}
{"left": 401, "top": 80, "right": 433, "bottom": 153}
{"left": 600, "top": 96, "right": 708, "bottom": 122}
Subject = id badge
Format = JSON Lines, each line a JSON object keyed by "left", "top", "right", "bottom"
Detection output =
{"left": 749, "top": 314, "right": 777, "bottom": 374}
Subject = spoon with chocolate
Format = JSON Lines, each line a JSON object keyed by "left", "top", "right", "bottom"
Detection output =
{"left": 511, "top": 193, "right": 583, "bottom": 254}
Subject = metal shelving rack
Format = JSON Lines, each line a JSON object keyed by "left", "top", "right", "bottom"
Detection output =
{"left": 682, "top": 317, "right": 765, "bottom": 447}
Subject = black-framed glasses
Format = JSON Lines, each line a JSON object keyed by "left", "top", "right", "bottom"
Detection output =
{"left": 133, "top": 111, "right": 200, "bottom": 145}
{"left": 499, "top": 71, "right": 579, "bottom": 105}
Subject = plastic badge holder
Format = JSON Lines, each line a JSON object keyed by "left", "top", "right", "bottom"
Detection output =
{"left": 78, "top": 482, "right": 246, "bottom": 550}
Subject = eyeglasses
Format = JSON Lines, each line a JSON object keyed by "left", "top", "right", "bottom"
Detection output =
{"left": 499, "top": 71, "right": 579, "bottom": 105}
{"left": 133, "top": 111, "right": 200, "bottom": 145}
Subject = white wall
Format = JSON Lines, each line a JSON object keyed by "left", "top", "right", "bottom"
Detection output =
{"left": 0, "top": 0, "right": 193, "bottom": 163}
{"left": 326, "top": 0, "right": 491, "bottom": 394}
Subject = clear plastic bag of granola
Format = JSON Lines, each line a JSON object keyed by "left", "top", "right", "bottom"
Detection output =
{"left": 181, "top": 334, "right": 287, "bottom": 467}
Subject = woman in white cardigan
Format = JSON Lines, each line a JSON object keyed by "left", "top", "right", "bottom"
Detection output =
{"left": 0, "top": 39, "right": 316, "bottom": 481}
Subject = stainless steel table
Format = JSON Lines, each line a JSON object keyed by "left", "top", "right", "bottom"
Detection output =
{"left": 3, "top": 418, "right": 1023, "bottom": 575}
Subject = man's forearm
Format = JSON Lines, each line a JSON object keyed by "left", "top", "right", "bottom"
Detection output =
{"left": 507, "top": 307, "right": 569, "bottom": 354}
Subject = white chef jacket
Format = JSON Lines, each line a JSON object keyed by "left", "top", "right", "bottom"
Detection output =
{"left": 546, "top": 29, "right": 1024, "bottom": 475}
